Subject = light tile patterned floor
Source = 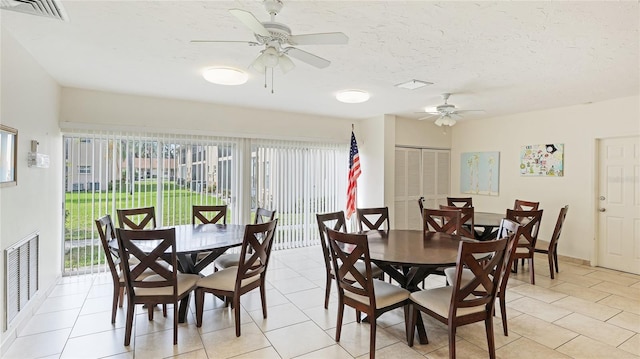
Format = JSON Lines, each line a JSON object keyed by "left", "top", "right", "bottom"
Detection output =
{"left": 4, "top": 246, "right": 640, "bottom": 359}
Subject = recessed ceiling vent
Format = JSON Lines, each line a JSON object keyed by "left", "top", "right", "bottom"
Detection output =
{"left": 0, "top": 0, "right": 68, "bottom": 21}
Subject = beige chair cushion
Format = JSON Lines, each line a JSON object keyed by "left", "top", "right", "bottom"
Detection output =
{"left": 534, "top": 239, "right": 550, "bottom": 251}
{"left": 118, "top": 267, "right": 160, "bottom": 283}
{"left": 214, "top": 253, "right": 262, "bottom": 269}
{"left": 214, "top": 253, "right": 240, "bottom": 269}
{"left": 196, "top": 267, "right": 261, "bottom": 291}
{"left": 196, "top": 251, "right": 213, "bottom": 261}
{"left": 331, "top": 261, "right": 383, "bottom": 281}
{"left": 443, "top": 267, "right": 474, "bottom": 288}
{"left": 344, "top": 279, "right": 410, "bottom": 309}
{"left": 515, "top": 247, "right": 530, "bottom": 255}
{"left": 409, "top": 286, "right": 485, "bottom": 318}
{"left": 133, "top": 273, "right": 200, "bottom": 297}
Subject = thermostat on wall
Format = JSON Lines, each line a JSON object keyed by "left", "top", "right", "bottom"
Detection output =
{"left": 28, "top": 152, "right": 50, "bottom": 168}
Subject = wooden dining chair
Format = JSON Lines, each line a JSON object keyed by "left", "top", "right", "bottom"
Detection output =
{"left": 506, "top": 209, "right": 543, "bottom": 284}
{"left": 513, "top": 199, "right": 539, "bottom": 211}
{"left": 408, "top": 236, "right": 508, "bottom": 359}
{"left": 192, "top": 204, "right": 227, "bottom": 225}
{"left": 117, "top": 206, "right": 156, "bottom": 229}
{"left": 534, "top": 205, "right": 569, "bottom": 279}
{"left": 193, "top": 204, "right": 228, "bottom": 268}
{"left": 440, "top": 205, "right": 475, "bottom": 238}
{"left": 316, "top": 211, "right": 383, "bottom": 309}
{"left": 254, "top": 207, "right": 277, "bottom": 224}
{"left": 423, "top": 208, "right": 462, "bottom": 235}
{"left": 195, "top": 220, "right": 278, "bottom": 337}
{"left": 95, "top": 214, "right": 127, "bottom": 324}
{"left": 213, "top": 207, "right": 276, "bottom": 272}
{"left": 446, "top": 197, "right": 473, "bottom": 208}
{"left": 326, "top": 228, "right": 410, "bottom": 359}
{"left": 356, "top": 207, "right": 390, "bottom": 231}
{"left": 445, "top": 219, "right": 524, "bottom": 336}
{"left": 115, "top": 227, "right": 200, "bottom": 346}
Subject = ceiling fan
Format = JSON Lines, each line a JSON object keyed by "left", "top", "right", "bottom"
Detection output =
{"left": 192, "top": 0, "right": 348, "bottom": 75}
{"left": 417, "top": 93, "right": 484, "bottom": 126}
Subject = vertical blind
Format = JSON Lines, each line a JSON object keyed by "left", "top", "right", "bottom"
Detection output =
{"left": 251, "top": 139, "right": 349, "bottom": 250}
{"left": 63, "top": 130, "right": 348, "bottom": 274}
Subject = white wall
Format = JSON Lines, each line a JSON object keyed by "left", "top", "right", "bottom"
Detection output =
{"left": 352, "top": 114, "right": 454, "bottom": 227}
{"left": 0, "top": 30, "right": 62, "bottom": 350}
{"left": 357, "top": 115, "right": 387, "bottom": 209}
{"left": 449, "top": 96, "right": 640, "bottom": 262}
{"left": 60, "top": 88, "right": 355, "bottom": 142}
{"left": 395, "top": 115, "right": 451, "bottom": 149}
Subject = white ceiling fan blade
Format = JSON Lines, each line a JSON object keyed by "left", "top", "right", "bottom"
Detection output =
{"left": 285, "top": 47, "right": 330, "bottom": 69}
{"left": 288, "top": 32, "right": 349, "bottom": 45}
{"left": 418, "top": 114, "right": 439, "bottom": 121}
{"left": 279, "top": 54, "right": 295, "bottom": 74}
{"left": 453, "top": 109, "right": 485, "bottom": 114}
{"left": 190, "top": 40, "right": 260, "bottom": 46}
{"left": 229, "top": 8, "right": 270, "bottom": 37}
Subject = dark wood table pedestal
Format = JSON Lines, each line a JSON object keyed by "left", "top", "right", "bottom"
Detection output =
{"left": 111, "top": 224, "right": 245, "bottom": 323}
{"left": 363, "top": 230, "right": 470, "bottom": 345}
{"left": 473, "top": 212, "right": 505, "bottom": 241}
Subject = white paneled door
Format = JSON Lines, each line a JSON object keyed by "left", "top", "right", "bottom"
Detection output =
{"left": 597, "top": 136, "right": 640, "bottom": 274}
{"left": 394, "top": 147, "right": 450, "bottom": 230}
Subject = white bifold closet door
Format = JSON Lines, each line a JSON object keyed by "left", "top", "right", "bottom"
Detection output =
{"left": 394, "top": 147, "right": 450, "bottom": 230}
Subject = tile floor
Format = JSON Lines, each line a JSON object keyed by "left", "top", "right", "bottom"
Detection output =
{"left": 4, "top": 246, "right": 640, "bottom": 359}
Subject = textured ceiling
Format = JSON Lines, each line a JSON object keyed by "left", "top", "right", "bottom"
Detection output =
{"left": 1, "top": 1, "right": 638, "bottom": 123}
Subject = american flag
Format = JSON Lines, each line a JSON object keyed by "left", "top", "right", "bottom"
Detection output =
{"left": 346, "top": 131, "right": 361, "bottom": 219}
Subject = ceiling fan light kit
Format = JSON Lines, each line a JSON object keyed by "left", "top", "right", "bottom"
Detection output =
{"left": 193, "top": 0, "right": 348, "bottom": 93}
{"left": 416, "top": 93, "right": 485, "bottom": 128}
{"left": 202, "top": 67, "right": 248, "bottom": 85}
{"left": 336, "top": 90, "right": 370, "bottom": 104}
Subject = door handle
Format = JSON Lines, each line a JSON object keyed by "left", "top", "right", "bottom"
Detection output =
{"left": 598, "top": 208, "right": 606, "bottom": 212}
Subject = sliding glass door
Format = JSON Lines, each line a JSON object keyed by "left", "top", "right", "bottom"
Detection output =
{"left": 63, "top": 131, "right": 348, "bottom": 274}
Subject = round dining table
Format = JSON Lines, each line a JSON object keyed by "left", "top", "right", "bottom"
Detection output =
{"left": 473, "top": 211, "right": 505, "bottom": 241}
{"left": 362, "top": 229, "right": 474, "bottom": 345}
{"left": 110, "top": 223, "right": 245, "bottom": 322}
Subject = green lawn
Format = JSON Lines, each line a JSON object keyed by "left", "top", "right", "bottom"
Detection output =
{"left": 64, "top": 180, "right": 225, "bottom": 269}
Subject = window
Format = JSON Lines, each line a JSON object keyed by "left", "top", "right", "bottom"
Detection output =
{"left": 62, "top": 131, "right": 348, "bottom": 274}
{"left": 251, "top": 140, "right": 348, "bottom": 250}
{"left": 63, "top": 131, "right": 239, "bottom": 275}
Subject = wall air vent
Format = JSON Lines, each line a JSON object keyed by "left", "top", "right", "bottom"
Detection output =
{"left": 4, "top": 232, "right": 39, "bottom": 330}
{"left": 0, "top": 0, "right": 68, "bottom": 21}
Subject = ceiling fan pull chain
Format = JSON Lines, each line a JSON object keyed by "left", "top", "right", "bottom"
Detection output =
{"left": 264, "top": 68, "right": 268, "bottom": 89}
{"left": 271, "top": 69, "right": 275, "bottom": 94}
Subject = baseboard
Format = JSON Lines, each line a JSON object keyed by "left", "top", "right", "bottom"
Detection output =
{"left": 0, "top": 275, "right": 61, "bottom": 357}
{"left": 558, "top": 254, "right": 590, "bottom": 266}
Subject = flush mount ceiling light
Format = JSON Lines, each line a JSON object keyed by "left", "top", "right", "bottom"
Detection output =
{"left": 202, "top": 67, "right": 248, "bottom": 85}
{"left": 336, "top": 89, "right": 370, "bottom": 103}
{"left": 395, "top": 79, "right": 433, "bottom": 90}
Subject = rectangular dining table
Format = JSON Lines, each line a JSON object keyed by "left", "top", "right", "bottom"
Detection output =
{"left": 110, "top": 223, "right": 245, "bottom": 322}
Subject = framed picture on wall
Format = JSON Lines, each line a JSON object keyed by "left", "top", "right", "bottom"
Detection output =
{"left": 520, "top": 143, "right": 564, "bottom": 176}
{"left": 0, "top": 125, "right": 18, "bottom": 187}
{"left": 460, "top": 151, "right": 500, "bottom": 196}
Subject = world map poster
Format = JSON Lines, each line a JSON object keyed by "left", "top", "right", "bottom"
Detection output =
{"left": 520, "top": 144, "right": 564, "bottom": 176}
{"left": 460, "top": 151, "right": 500, "bottom": 196}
